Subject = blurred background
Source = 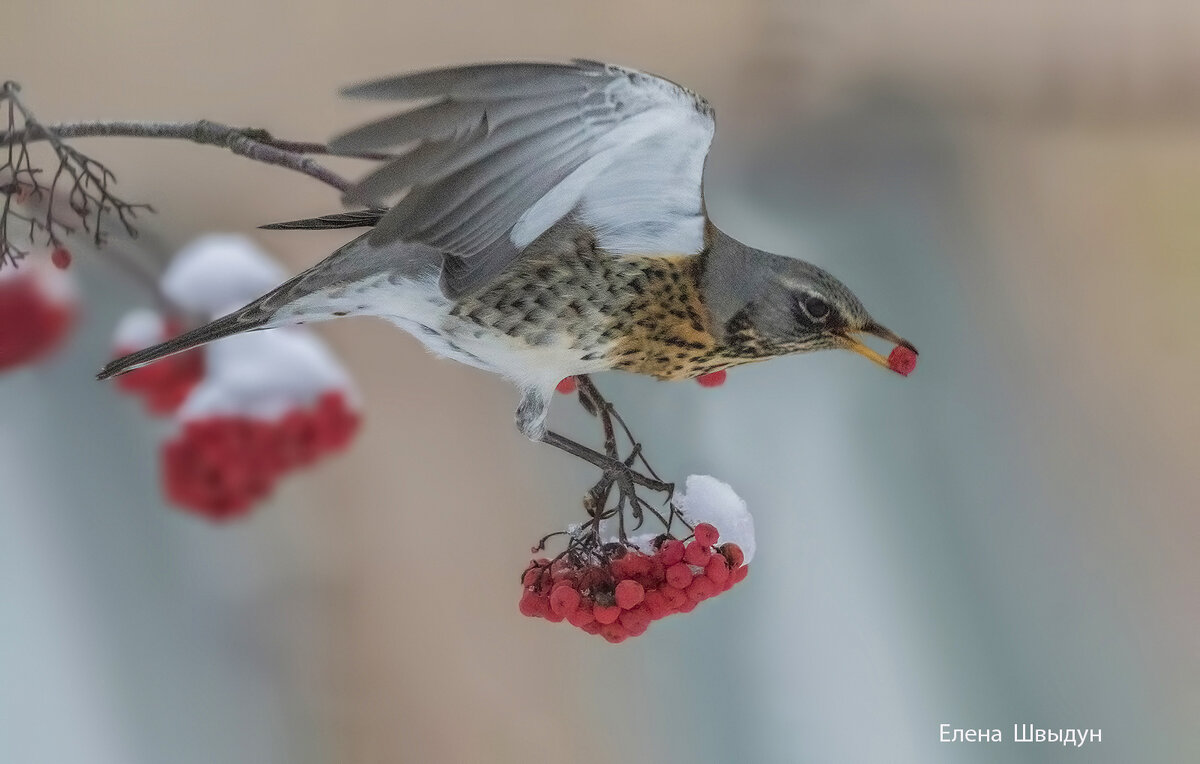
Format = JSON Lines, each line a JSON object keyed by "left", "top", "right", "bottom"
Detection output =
{"left": 2, "top": 1, "right": 1197, "bottom": 762}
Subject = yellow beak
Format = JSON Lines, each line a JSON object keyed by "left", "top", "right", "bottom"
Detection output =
{"left": 837, "top": 322, "right": 918, "bottom": 372}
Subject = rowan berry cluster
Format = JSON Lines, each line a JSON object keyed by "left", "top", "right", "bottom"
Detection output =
{"left": 0, "top": 258, "right": 76, "bottom": 372}
{"left": 162, "top": 391, "right": 359, "bottom": 520}
{"left": 106, "top": 236, "right": 362, "bottom": 520}
{"left": 519, "top": 522, "right": 748, "bottom": 642}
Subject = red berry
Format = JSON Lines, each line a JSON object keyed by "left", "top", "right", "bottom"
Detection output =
{"left": 693, "top": 523, "right": 720, "bottom": 547}
{"left": 684, "top": 540, "right": 711, "bottom": 566}
{"left": 600, "top": 623, "right": 627, "bottom": 643}
{"left": 696, "top": 369, "right": 726, "bottom": 387}
{"left": 665, "top": 562, "right": 693, "bottom": 590}
{"left": 567, "top": 603, "right": 595, "bottom": 628}
{"left": 610, "top": 555, "right": 637, "bottom": 580}
{"left": 614, "top": 579, "right": 645, "bottom": 610}
{"left": 731, "top": 565, "right": 750, "bottom": 584}
{"left": 641, "top": 556, "right": 666, "bottom": 586}
{"left": 658, "top": 539, "right": 685, "bottom": 566}
{"left": 686, "top": 577, "right": 718, "bottom": 602}
{"left": 593, "top": 604, "right": 622, "bottom": 625}
{"left": 518, "top": 590, "right": 546, "bottom": 618}
{"left": 642, "top": 589, "right": 669, "bottom": 619}
{"left": 888, "top": 345, "right": 918, "bottom": 376}
{"left": 618, "top": 605, "right": 651, "bottom": 636}
{"left": 623, "top": 553, "right": 653, "bottom": 577}
{"left": 549, "top": 584, "right": 581, "bottom": 617}
{"left": 660, "top": 585, "right": 689, "bottom": 612}
{"left": 581, "top": 620, "right": 603, "bottom": 635}
{"left": 705, "top": 555, "right": 730, "bottom": 587}
{"left": 50, "top": 247, "right": 72, "bottom": 270}
{"left": 720, "top": 543, "right": 745, "bottom": 568}
{"left": 555, "top": 376, "right": 577, "bottom": 394}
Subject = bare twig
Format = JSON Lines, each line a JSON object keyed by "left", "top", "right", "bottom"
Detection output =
{"left": 0, "top": 80, "right": 384, "bottom": 271}
{"left": 0, "top": 115, "right": 367, "bottom": 195}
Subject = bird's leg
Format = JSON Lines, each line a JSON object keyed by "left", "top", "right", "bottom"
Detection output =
{"left": 539, "top": 431, "right": 670, "bottom": 493}
{"left": 575, "top": 375, "right": 672, "bottom": 493}
{"left": 520, "top": 378, "right": 674, "bottom": 545}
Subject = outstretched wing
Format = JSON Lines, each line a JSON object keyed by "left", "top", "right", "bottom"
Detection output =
{"left": 331, "top": 59, "right": 716, "bottom": 297}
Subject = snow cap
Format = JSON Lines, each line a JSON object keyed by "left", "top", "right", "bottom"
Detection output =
{"left": 178, "top": 328, "right": 358, "bottom": 421}
{"left": 161, "top": 234, "right": 286, "bottom": 318}
{"left": 674, "top": 475, "right": 756, "bottom": 563}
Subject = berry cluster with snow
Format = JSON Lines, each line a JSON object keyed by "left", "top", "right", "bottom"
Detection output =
{"left": 0, "top": 257, "right": 78, "bottom": 372}
{"left": 162, "top": 328, "right": 360, "bottom": 519}
{"left": 520, "top": 475, "right": 755, "bottom": 641}
{"left": 108, "top": 234, "right": 361, "bottom": 521}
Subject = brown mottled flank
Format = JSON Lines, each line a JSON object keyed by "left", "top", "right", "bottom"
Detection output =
{"left": 448, "top": 227, "right": 786, "bottom": 380}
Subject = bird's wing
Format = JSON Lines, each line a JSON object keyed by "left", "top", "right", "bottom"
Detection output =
{"left": 331, "top": 59, "right": 716, "bottom": 297}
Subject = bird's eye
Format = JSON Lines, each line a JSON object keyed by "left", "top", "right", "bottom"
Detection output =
{"left": 804, "top": 295, "right": 830, "bottom": 320}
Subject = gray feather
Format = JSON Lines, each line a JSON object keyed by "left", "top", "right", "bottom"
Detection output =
{"left": 260, "top": 210, "right": 384, "bottom": 230}
{"left": 342, "top": 62, "right": 592, "bottom": 100}
{"left": 329, "top": 99, "right": 485, "bottom": 154}
{"left": 332, "top": 60, "right": 716, "bottom": 298}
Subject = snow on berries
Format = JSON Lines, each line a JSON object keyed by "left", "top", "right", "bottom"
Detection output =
{"left": 140, "top": 234, "right": 362, "bottom": 521}
{"left": 163, "top": 326, "right": 361, "bottom": 521}
{"left": 519, "top": 475, "right": 755, "bottom": 641}
{"left": 163, "top": 390, "right": 359, "bottom": 520}
{"left": 159, "top": 234, "right": 287, "bottom": 317}
{"left": 111, "top": 309, "right": 204, "bottom": 415}
{"left": 0, "top": 258, "right": 78, "bottom": 373}
{"left": 673, "top": 475, "right": 756, "bottom": 564}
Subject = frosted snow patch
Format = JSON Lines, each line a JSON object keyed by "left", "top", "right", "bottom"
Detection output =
{"left": 674, "top": 475, "right": 756, "bottom": 563}
{"left": 161, "top": 234, "right": 286, "bottom": 317}
{"left": 112, "top": 308, "right": 166, "bottom": 350}
{"left": 177, "top": 328, "right": 358, "bottom": 421}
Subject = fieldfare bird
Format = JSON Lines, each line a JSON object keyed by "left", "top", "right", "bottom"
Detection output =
{"left": 99, "top": 60, "right": 918, "bottom": 469}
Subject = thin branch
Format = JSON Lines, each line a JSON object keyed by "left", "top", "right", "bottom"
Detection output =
{"left": 0, "top": 80, "right": 388, "bottom": 273}
{"left": 2, "top": 117, "right": 360, "bottom": 195}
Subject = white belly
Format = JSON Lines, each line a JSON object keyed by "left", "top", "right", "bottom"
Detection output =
{"left": 282, "top": 269, "right": 613, "bottom": 391}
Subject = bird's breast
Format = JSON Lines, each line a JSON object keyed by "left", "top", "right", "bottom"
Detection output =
{"left": 603, "top": 254, "right": 743, "bottom": 380}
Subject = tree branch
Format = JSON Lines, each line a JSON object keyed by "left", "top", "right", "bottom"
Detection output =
{"left": 0, "top": 80, "right": 391, "bottom": 271}
{"left": 3, "top": 117, "right": 359, "bottom": 195}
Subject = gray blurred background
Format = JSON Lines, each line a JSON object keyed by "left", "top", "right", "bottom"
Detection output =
{"left": 2, "top": 1, "right": 1197, "bottom": 762}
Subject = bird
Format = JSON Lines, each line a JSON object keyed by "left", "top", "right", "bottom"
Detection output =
{"left": 98, "top": 59, "right": 917, "bottom": 471}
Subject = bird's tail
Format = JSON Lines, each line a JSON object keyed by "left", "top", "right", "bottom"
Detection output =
{"left": 97, "top": 304, "right": 272, "bottom": 380}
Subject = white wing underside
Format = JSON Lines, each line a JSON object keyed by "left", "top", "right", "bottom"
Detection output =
{"left": 509, "top": 98, "right": 712, "bottom": 254}
{"left": 331, "top": 60, "right": 715, "bottom": 295}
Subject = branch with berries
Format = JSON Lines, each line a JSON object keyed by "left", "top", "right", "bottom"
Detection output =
{"left": 1, "top": 81, "right": 757, "bottom": 641}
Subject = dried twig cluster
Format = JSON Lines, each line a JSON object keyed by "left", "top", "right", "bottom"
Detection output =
{"left": 1, "top": 81, "right": 152, "bottom": 269}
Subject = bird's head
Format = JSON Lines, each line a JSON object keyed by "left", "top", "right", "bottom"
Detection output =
{"left": 703, "top": 231, "right": 918, "bottom": 374}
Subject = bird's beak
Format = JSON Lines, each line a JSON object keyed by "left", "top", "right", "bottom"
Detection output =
{"left": 837, "top": 321, "right": 919, "bottom": 373}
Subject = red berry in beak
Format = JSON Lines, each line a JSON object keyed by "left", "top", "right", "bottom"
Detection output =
{"left": 887, "top": 345, "right": 918, "bottom": 376}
